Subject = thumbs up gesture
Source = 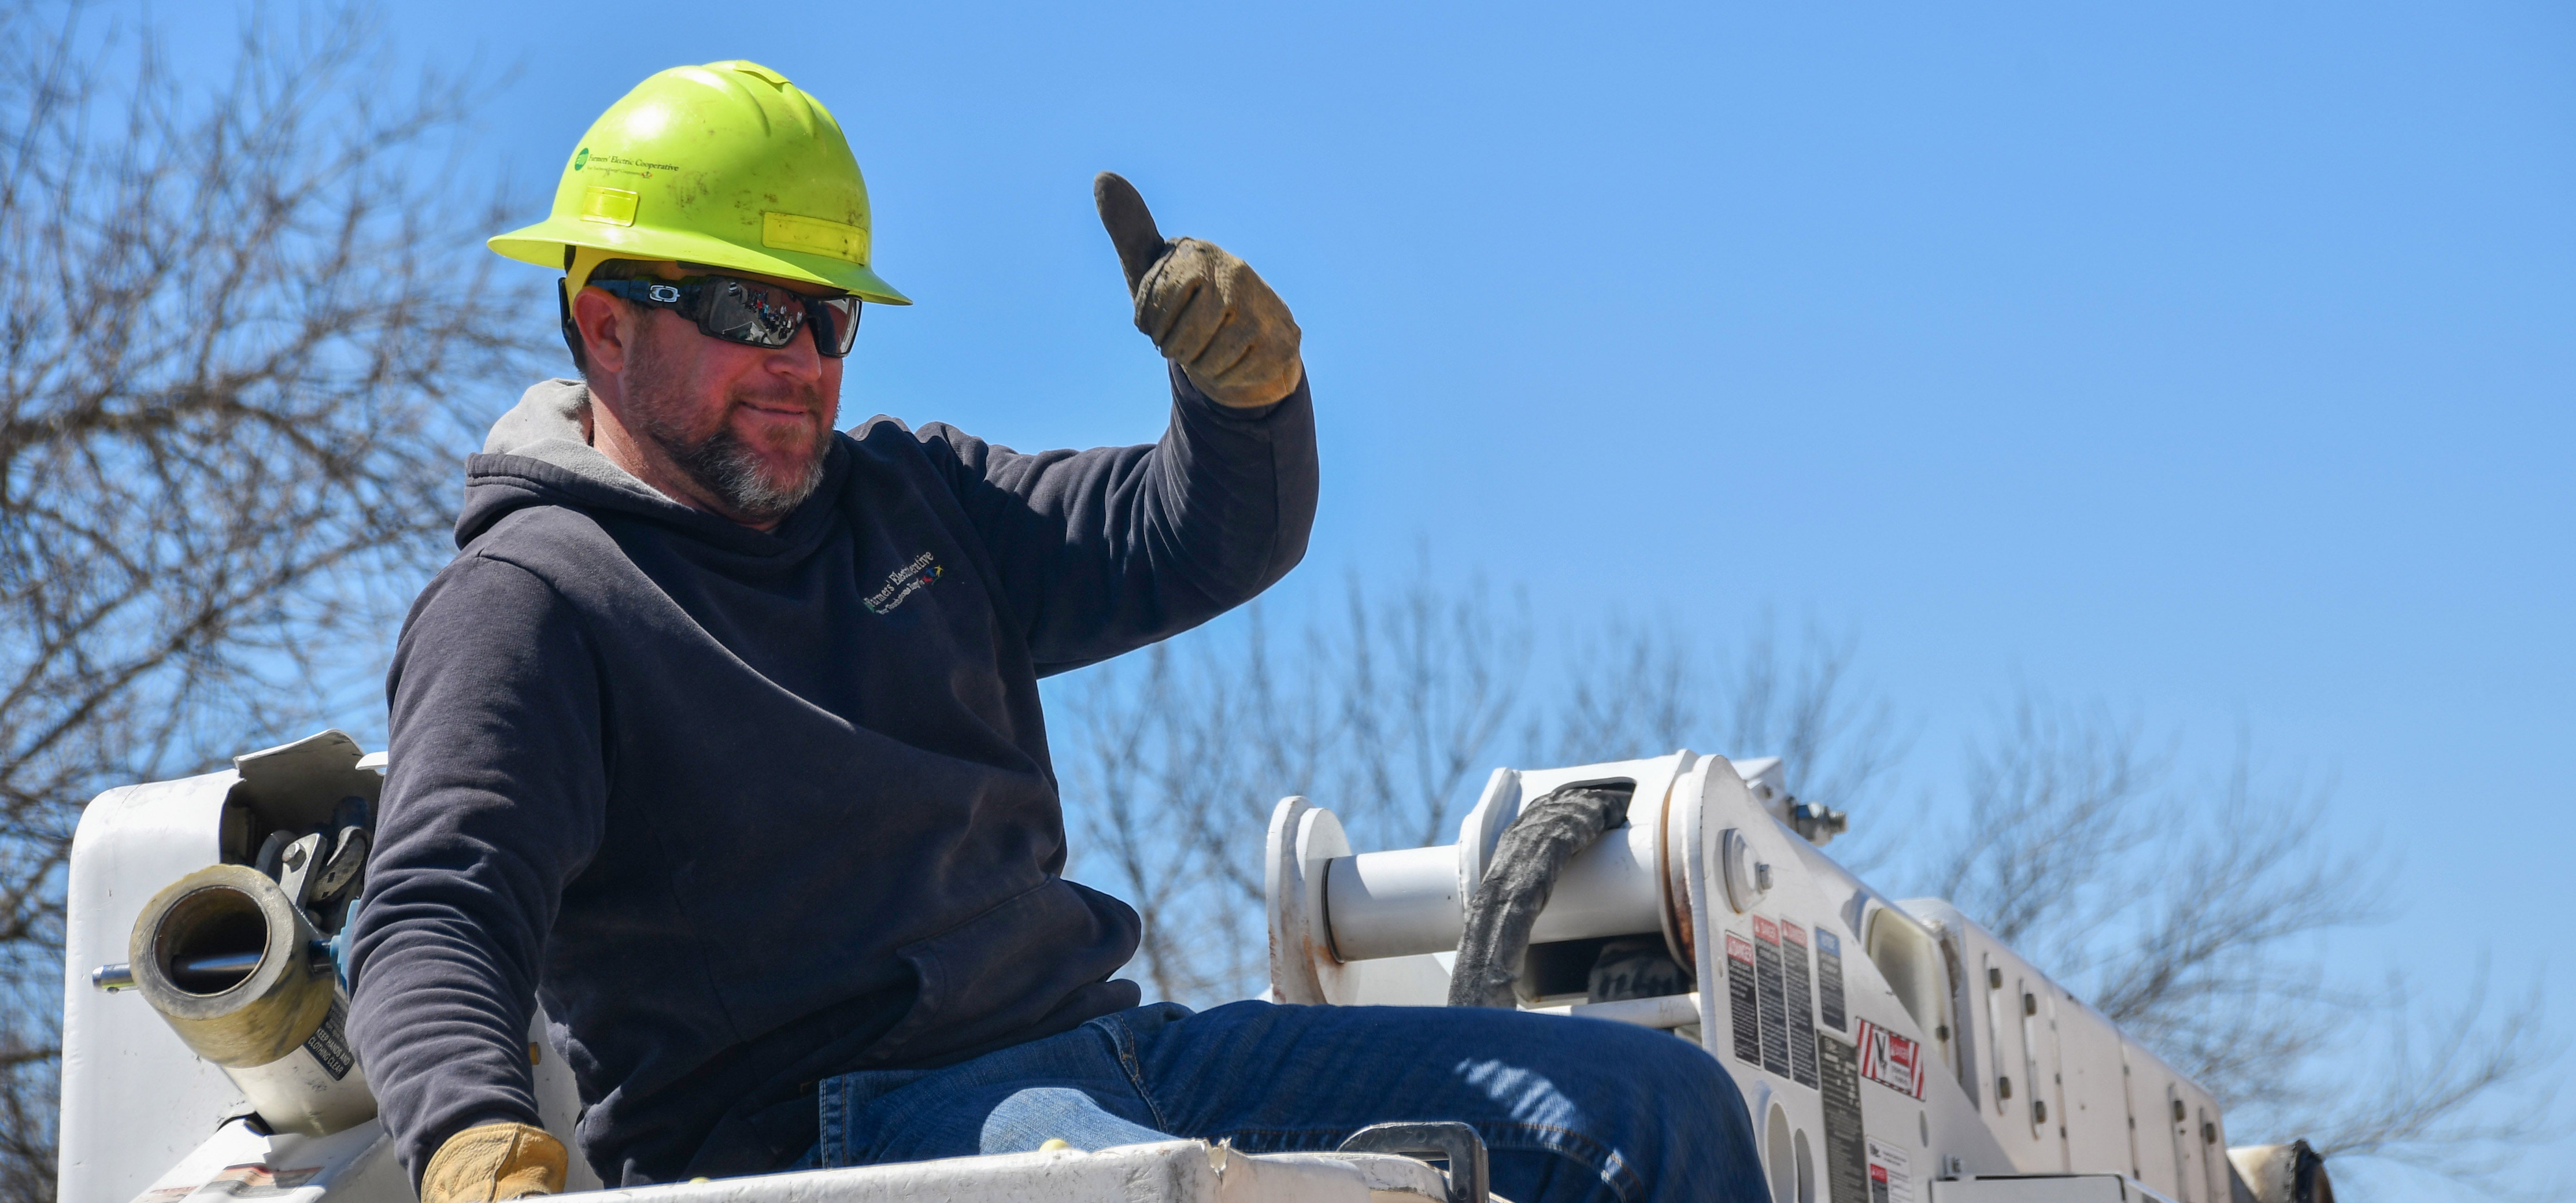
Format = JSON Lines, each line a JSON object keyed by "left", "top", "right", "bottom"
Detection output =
{"left": 1095, "top": 172, "right": 1305, "bottom": 409}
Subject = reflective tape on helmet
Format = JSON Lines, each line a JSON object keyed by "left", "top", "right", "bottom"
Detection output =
{"left": 762, "top": 212, "right": 870, "bottom": 266}
{"left": 580, "top": 187, "right": 638, "bottom": 227}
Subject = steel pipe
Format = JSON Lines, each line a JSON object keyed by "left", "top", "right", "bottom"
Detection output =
{"left": 1321, "top": 823, "right": 1666, "bottom": 961}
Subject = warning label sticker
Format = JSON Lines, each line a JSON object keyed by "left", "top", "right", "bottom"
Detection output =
{"left": 303, "top": 994, "right": 355, "bottom": 1081}
{"left": 1816, "top": 926, "right": 1848, "bottom": 1031}
{"left": 1752, "top": 917, "right": 1791, "bottom": 1074}
{"left": 1817, "top": 1034, "right": 1870, "bottom": 1203}
{"left": 1782, "top": 920, "right": 1821, "bottom": 1088}
{"left": 1856, "top": 1020, "right": 1929, "bottom": 1099}
{"left": 1867, "top": 1137, "right": 1912, "bottom": 1203}
{"left": 1727, "top": 933, "right": 1761, "bottom": 1065}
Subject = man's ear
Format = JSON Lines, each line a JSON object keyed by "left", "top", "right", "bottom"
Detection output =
{"left": 571, "top": 288, "right": 636, "bottom": 376}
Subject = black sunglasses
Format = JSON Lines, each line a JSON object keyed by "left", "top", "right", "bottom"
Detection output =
{"left": 591, "top": 273, "right": 862, "bottom": 358}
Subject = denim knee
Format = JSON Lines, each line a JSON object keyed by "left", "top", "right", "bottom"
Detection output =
{"left": 1629, "top": 1029, "right": 1743, "bottom": 1105}
{"left": 1553, "top": 1023, "right": 1755, "bottom": 1163}
{"left": 979, "top": 1085, "right": 1170, "bottom": 1154}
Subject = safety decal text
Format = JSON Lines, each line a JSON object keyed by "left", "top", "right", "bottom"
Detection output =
{"left": 1726, "top": 932, "right": 1761, "bottom": 1065}
{"left": 1781, "top": 921, "right": 1821, "bottom": 1088}
{"left": 1816, "top": 1034, "right": 1870, "bottom": 1203}
{"left": 1855, "top": 1020, "right": 1929, "bottom": 1100}
{"left": 303, "top": 994, "right": 355, "bottom": 1081}
{"left": 1866, "top": 1137, "right": 1913, "bottom": 1203}
{"left": 1816, "top": 926, "right": 1849, "bottom": 1031}
{"left": 1752, "top": 916, "right": 1791, "bottom": 1075}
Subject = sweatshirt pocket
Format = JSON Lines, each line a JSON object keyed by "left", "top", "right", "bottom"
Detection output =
{"left": 869, "top": 878, "right": 1140, "bottom": 1065}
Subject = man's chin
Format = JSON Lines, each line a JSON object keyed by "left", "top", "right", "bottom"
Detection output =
{"left": 658, "top": 423, "right": 828, "bottom": 523}
{"left": 728, "top": 422, "right": 825, "bottom": 474}
{"left": 746, "top": 463, "right": 824, "bottom": 501}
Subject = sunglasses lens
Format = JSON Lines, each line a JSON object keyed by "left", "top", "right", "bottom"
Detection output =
{"left": 697, "top": 279, "right": 805, "bottom": 349}
{"left": 816, "top": 297, "right": 862, "bottom": 357}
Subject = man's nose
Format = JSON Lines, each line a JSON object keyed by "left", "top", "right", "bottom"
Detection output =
{"left": 764, "top": 322, "right": 826, "bottom": 381}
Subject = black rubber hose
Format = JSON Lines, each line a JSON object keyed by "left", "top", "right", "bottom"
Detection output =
{"left": 1446, "top": 783, "right": 1634, "bottom": 1008}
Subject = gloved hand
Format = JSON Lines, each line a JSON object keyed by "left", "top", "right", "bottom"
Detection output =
{"left": 1095, "top": 172, "right": 1304, "bottom": 408}
{"left": 421, "top": 1122, "right": 568, "bottom": 1202}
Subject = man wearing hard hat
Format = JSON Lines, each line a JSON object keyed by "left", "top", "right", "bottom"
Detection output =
{"left": 348, "top": 61, "right": 1763, "bottom": 1202}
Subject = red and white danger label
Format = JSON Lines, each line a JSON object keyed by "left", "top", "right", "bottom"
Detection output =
{"left": 1855, "top": 1020, "right": 1929, "bottom": 1099}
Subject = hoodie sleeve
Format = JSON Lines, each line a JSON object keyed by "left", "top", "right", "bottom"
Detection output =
{"left": 348, "top": 552, "right": 609, "bottom": 1186}
{"left": 916, "top": 366, "right": 1318, "bottom": 673}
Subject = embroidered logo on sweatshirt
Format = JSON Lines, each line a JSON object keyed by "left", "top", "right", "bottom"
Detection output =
{"left": 863, "top": 552, "right": 943, "bottom": 615}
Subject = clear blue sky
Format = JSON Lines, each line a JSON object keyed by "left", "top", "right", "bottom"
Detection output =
{"left": 149, "top": 0, "right": 2576, "bottom": 1175}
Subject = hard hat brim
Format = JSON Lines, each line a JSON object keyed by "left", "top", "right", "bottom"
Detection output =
{"left": 489, "top": 217, "right": 912, "bottom": 306}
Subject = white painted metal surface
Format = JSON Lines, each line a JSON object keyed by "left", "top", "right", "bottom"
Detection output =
{"left": 1929, "top": 1175, "right": 2181, "bottom": 1203}
{"left": 1323, "top": 845, "right": 1458, "bottom": 961}
{"left": 61, "top": 771, "right": 244, "bottom": 1203}
{"left": 1527, "top": 991, "right": 1702, "bottom": 1029}
{"left": 1321, "top": 819, "right": 1664, "bottom": 961}
{"left": 1903, "top": 901, "right": 2233, "bottom": 1203}
{"left": 129, "top": 1124, "right": 1447, "bottom": 1203}
{"left": 60, "top": 738, "right": 602, "bottom": 1203}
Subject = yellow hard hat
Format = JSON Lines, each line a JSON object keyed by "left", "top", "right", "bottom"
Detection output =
{"left": 490, "top": 60, "right": 910, "bottom": 310}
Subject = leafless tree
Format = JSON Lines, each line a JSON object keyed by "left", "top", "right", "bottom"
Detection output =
{"left": 1061, "top": 643, "right": 1275, "bottom": 1002}
{"left": 2304, "top": 968, "right": 2557, "bottom": 1195}
{"left": 1544, "top": 612, "right": 1906, "bottom": 825}
{"left": 1918, "top": 698, "right": 2177, "bottom": 965}
{"left": 1053, "top": 583, "right": 1905, "bottom": 1008}
{"left": 1056, "top": 570, "right": 1534, "bottom": 1001}
{"left": 1544, "top": 617, "right": 1708, "bottom": 765}
{"left": 0, "top": 1, "right": 541, "bottom": 1191}
{"left": 1328, "top": 567, "right": 1530, "bottom": 850}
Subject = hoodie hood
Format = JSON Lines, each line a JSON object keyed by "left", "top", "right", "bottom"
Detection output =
{"left": 458, "top": 378, "right": 847, "bottom": 556}
{"left": 481, "top": 378, "right": 666, "bottom": 497}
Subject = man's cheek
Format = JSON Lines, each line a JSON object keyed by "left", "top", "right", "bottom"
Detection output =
{"left": 817, "top": 364, "right": 843, "bottom": 428}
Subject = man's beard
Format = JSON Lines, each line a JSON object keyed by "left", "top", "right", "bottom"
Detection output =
{"left": 622, "top": 338, "right": 829, "bottom": 523}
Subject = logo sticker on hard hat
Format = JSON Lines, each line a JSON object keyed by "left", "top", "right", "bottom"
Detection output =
{"left": 579, "top": 152, "right": 680, "bottom": 182}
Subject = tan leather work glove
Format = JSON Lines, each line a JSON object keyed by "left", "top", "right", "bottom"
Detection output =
{"left": 421, "top": 1122, "right": 568, "bottom": 1202}
{"left": 1095, "top": 172, "right": 1305, "bottom": 408}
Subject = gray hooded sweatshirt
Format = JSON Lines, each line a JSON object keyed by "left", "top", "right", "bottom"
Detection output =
{"left": 347, "top": 369, "right": 1315, "bottom": 1186}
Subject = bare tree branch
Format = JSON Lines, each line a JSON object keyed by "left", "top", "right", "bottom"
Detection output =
{"left": 0, "top": 2, "right": 544, "bottom": 1190}
{"left": 2300, "top": 966, "right": 2561, "bottom": 1189}
{"left": 1927, "top": 696, "right": 2164, "bottom": 956}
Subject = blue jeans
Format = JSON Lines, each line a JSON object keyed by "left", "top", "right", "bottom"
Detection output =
{"left": 806, "top": 1001, "right": 1766, "bottom": 1203}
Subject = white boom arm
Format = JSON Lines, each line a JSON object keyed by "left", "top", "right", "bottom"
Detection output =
{"left": 1268, "top": 750, "right": 2317, "bottom": 1203}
